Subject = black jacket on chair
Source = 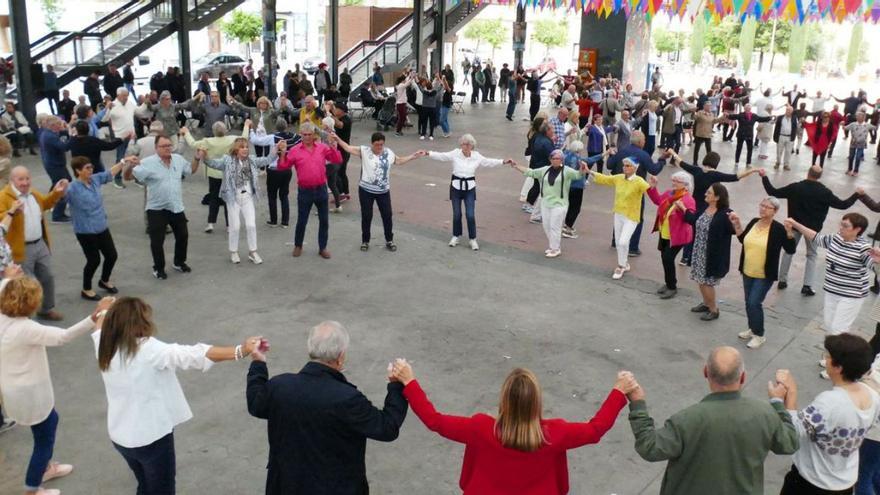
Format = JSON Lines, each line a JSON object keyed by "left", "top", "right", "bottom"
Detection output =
{"left": 247, "top": 360, "right": 408, "bottom": 495}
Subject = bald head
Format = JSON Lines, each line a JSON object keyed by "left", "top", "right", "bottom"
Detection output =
{"left": 706, "top": 346, "right": 744, "bottom": 389}
{"left": 10, "top": 166, "right": 31, "bottom": 194}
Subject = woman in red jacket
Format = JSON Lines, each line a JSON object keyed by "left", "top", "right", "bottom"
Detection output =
{"left": 391, "top": 361, "right": 637, "bottom": 495}
{"left": 802, "top": 112, "right": 836, "bottom": 167}
{"left": 647, "top": 171, "right": 696, "bottom": 300}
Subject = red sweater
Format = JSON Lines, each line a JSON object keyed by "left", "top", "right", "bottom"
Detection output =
{"left": 402, "top": 380, "right": 627, "bottom": 495}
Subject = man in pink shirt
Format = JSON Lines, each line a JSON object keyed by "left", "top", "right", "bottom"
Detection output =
{"left": 277, "top": 122, "right": 343, "bottom": 258}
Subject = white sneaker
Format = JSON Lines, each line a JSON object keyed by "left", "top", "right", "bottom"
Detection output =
{"left": 738, "top": 329, "right": 754, "bottom": 340}
{"left": 230, "top": 252, "right": 240, "bottom": 264}
{"left": 204, "top": 223, "right": 214, "bottom": 233}
{"left": 332, "top": 206, "right": 343, "bottom": 213}
{"left": 746, "top": 335, "right": 766, "bottom": 349}
{"left": 469, "top": 239, "right": 479, "bottom": 251}
{"left": 820, "top": 369, "right": 830, "bottom": 380}
{"left": 561, "top": 230, "right": 578, "bottom": 239}
{"left": 448, "top": 236, "right": 460, "bottom": 247}
{"left": 818, "top": 357, "right": 827, "bottom": 369}
{"left": 429, "top": 136, "right": 434, "bottom": 141}
{"left": 529, "top": 216, "right": 542, "bottom": 224}
{"left": 248, "top": 252, "right": 263, "bottom": 265}
{"left": 612, "top": 267, "right": 625, "bottom": 280}
{"left": 419, "top": 135, "right": 425, "bottom": 140}
{"left": 623, "top": 263, "right": 631, "bottom": 272}
{"left": 545, "top": 249, "right": 561, "bottom": 258}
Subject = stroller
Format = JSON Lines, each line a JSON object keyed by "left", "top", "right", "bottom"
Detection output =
{"left": 376, "top": 95, "right": 397, "bottom": 131}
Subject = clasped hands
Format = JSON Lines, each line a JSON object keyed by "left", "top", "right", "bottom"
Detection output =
{"left": 768, "top": 369, "right": 796, "bottom": 400}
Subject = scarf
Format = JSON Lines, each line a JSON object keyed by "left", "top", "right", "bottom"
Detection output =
{"left": 654, "top": 188, "right": 688, "bottom": 232}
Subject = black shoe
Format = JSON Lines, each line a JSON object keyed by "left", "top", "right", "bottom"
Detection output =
{"left": 80, "top": 291, "right": 101, "bottom": 301}
{"left": 871, "top": 284, "right": 880, "bottom": 295}
{"left": 656, "top": 286, "right": 670, "bottom": 294}
{"left": 98, "top": 280, "right": 119, "bottom": 294}
{"left": 778, "top": 281, "right": 788, "bottom": 290}
{"left": 506, "top": 115, "right": 513, "bottom": 121}
{"left": 659, "top": 289, "right": 678, "bottom": 300}
{"left": 360, "top": 242, "right": 369, "bottom": 251}
{"left": 153, "top": 270, "right": 168, "bottom": 280}
{"left": 628, "top": 249, "right": 642, "bottom": 257}
{"left": 801, "top": 286, "right": 816, "bottom": 296}
{"left": 691, "top": 303, "right": 709, "bottom": 313}
{"left": 51, "top": 215, "right": 71, "bottom": 224}
{"left": 700, "top": 310, "right": 720, "bottom": 321}
{"left": 172, "top": 263, "right": 192, "bottom": 273}
{"left": 266, "top": 221, "right": 278, "bottom": 228}
{"left": 386, "top": 241, "right": 397, "bottom": 252}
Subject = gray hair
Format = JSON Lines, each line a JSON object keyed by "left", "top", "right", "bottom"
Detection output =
{"left": 149, "top": 121, "right": 165, "bottom": 134}
{"left": 762, "top": 196, "right": 781, "bottom": 210}
{"left": 159, "top": 90, "right": 172, "bottom": 99}
{"left": 631, "top": 130, "right": 646, "bottom": 147}
{"left": 707, "top": 347, "right": 744, "bottom": 386}
{"left": 116, "top": 87, "right": 129, "bottom": 96}
{"left": 565, "top": 140, "right": 584, "bottom": 152}
{"left": 211, "top": 121, "right": 228, "bottom": 137}
{"left": 670, "top": 171, "right": 693, "bottom": 192}
{"left": 299, "top": 122, "right": 317, "bottom": 134}
{"left": 459, "top": 133, "right": 476, "bottom": 147}
{"left": 307, "top": 321, "right": 350, "bottom": 362}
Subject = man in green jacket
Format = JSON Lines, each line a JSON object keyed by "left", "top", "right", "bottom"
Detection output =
{"left": 628, "top": 346, "right": 799, "bottom": 495}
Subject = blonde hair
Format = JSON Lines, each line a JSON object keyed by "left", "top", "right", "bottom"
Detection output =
{"left": 256, "top": 96, "right": 272, "bottom": 109}
{"left": 228, "top": 137, "right": 249, "bottom": 157}
{"left": 0, "top": 277, "right": 43, "bottom": 317}
{"left": 495, "top": 368, "right": 546, "bottom": 452}
{"left": 0, "top": 135, "right": 11, "bottom": 158}
{"left": 568, "top": 111, "right": 579, "bottom": 125}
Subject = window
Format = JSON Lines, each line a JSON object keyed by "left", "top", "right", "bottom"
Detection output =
{"left": 292, "top": 13, "right": 308, "bottom": 52}
{"left": 228, "top": 56, "right": 245, "bottom": 63}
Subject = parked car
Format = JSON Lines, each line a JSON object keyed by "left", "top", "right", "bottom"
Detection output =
{"left": 192, "top": 53, "right": 247, "bottom": 81}
{"left": 303, "top": 56, "right": 324, "bottom": 75}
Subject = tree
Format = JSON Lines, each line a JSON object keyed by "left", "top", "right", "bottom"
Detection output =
{"left": 690, "top": 15, "right": 707, "bottom": 65}
{"left": 846, "top": 21, "right": 863, "bottom": 74}
{"left": 463, "top": 19, "right": 508, "bottom": 59}
{"left": 804, "top": 24, "right": 823, "bottom": 62}
{"left": 531, "top": 18, "right": 568, "bottom": 55}
{"left": 704, "top": 18, "right": 738, "bottom": 63}
{"left": 220, "top": 11, "right": 262, "bottom": 56}
{"left": 40, "top": 0, "right": 65, "bottom": 31}
{"left": 654, "top": 27, "right": 686, "bottom": 60}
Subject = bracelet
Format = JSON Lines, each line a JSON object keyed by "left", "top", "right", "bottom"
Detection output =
{"left": 234, "top": 344, "right": 242, "bottom": 361}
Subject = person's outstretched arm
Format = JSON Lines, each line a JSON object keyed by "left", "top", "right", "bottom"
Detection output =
{"left": 628, "top": 399, "right": 684, "bottom": 462}
{"left": 393, "top": 360, "right": 473, "bottom": 444}
{"left": 336, "top": 381, "right": 409, "bottom": 442}
{"left": 247, "top": 359, "right": 271, "bottom": 419}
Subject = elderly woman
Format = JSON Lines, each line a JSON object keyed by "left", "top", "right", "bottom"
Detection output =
{"left": 66, "top": 156, "right": 129, "bottom": 300}
{"left": 390, "top": 360, "right": 637, "bottom": 494}
{"left": 646, "top": 171, "right": 695, "bottom": 299}
{"left": 93, "top": 297, "right": 263, "bottom": 494}
{"left": 139, "top": 90, "right": 197, "bottom": 146}
{"left": 775, "top": 334, "right": 879, "bottom": 494}
{"left": 587, "top": 157, "right": 650, "bottom": 280}
{"left": 683, "top": 183, "right": 736, "bottom": 321}
{"left": 425, "top": 134, "right": 512, "bottom": 251}
{"left": 0, "top": 276, "right": 113, "bottom": 495}
{"left": 199, "top": 137, "right": 286, "bottom": 265}
{"left": 728, "top": 197, "right": 797, "bottom": 348}
{"left": 0, "top": 101, "right": 37, "bottom": 156}
{"left": 0, "top": 134, "right": 12, "bottom": 187}
{"left": 230, "top": 96, "right": 291, "bottom": 155}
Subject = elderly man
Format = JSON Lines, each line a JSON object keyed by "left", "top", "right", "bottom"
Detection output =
{"left": 660, "top": 97, "right": 693, "bottom": 154}
{"left": 0, "top": 166, "right": 68, "bottom": 320}
{"left": 37, "top": 116, "right": 73, "bottom": 223}
{"left": 192, "top": 91, "right": 235, "bottom": 137}
{"left": 612, "top": 110, "right": 634, "bottom": 150}
{"left": 773, "top": 105, "right": 799, "bottom": 171}
{"left": 101, "top": 87, "right": 138, "bottom": 187}
{"left": 277, "top": 122, "right": 342, "bottom": 259}
{"left": 548, "top": 107, "right": 569, "bottom": 150}
{"left": 627, "top": 346, "right": 799, "bottom": 495}
{"left": 560, "top": 84, "right": 577, "bottom": 111}
{"left": 692, "top": 101, "right": 725, "bottom": 164}
{"left": 125, "top": 134, "right": 199, "bottom": 279}
{"left": 246, "top": 320, "right": 408, "bottom": 495}
{"left": 181, "top": 120, "right": 251, "bottom": 232}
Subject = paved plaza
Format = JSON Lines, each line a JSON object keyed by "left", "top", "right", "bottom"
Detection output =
{"left": 1, "top": 96, "right": 879, "bottom": 494}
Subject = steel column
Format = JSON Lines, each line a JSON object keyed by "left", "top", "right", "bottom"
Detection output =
{"left": 412, "top": 0, "right": 423, "bottom": 71}
{"left": 329, "top": 0, "right": 339, "bottom": 83}
{"left": 172, "top": 0, "right": 192, "bottom": 97}
{"left": 262, "top": 0, "right": 277, "bottom": 98}
{"left": 8, "top": 0, "right": 35, "bottom": 125}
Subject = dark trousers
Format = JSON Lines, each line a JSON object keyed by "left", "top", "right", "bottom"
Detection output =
{"left": 644, "top": 135, "right": 656, "bottom": 157}
{"left": 813, "top": 150, "right": 827, "bottom": 167}
{"left": 526, "top": 176, "right": 541, "bottom": 205}
{"left": 206, "top": 177, "right": 227, "bottom": 226}
{"left": 146, "top": 210, "right": 188, "bottom": 272}
{"left": 857, "top": 438, "right": 880, "bottom": 495}
{"left": 693, "top": 136, "right": 712, "bottom": 164}
{"left": 871, "top": 322, "right": 880, "bottom": 358}
{"left": 359, "top": 187, "right": 393, "bottom": 243}
{"left": 506, "top": 95, "right": 517, "bottom": 118}
{"left": 113, "top": 432, "right": 176, "bottom": 495}
{"left": 395, "top": 103, "right": 407, "bottom": 133}
{"left": 565, "top": 187, "right": 584, "bottom": 228}
{"left": 326, "top": 163, "right": 342, "bottom": 208}
{"left": 529, "top": 94, "right": 540, "bottom": 121}
{"left": 682, "top": 239, "right": 693, "bottom": 263}
{"left": 743, "top": 275, "right": 774, "bottom": 337}
{"left": 266, "top": 169, "right": 292, "bottom": 225}
{"left": 659, "top": 238, "right": 683, "bottom": 289}
{"left": 488, "top": 84, "right": 496, "bottom": 101}
{"left": 722, "top": 122, "right": 736, "bottom": 141}
{"left": 45, "top": 90, "right": 59, "bottom": 114}
{"left": 660, "top": 126, "right": 682, "bottom": 153}
{"left": 295, "top": 186, "right": 329, "bottom": 251}
{"left": 588, "top": 151, "right": 604, "bottom": 173}
{"left": 450, "top": 187, "right": 477, "bottom": 239}
{"left": 254, "top": 144, "right": 271, "bottom": 158}
{"left": 735, "top": 136, "right": 754, "bottom": 165}
{"left": 75, "top": 229, "right": 117, "bottom": 291}
{"left": 46, "top": 167, "right": 71, "bottom": 221}
{"left": 25, "top": 409, "right": 58, "bottom": 490}
{"left": 417, "top": 105, "right": 436, "bottom": 137}
{"left": 780, "top": 464, "right": 853, "bottom": 494}
{"left": 338, "top": 150, "right": 350, "bottom": 195}
{"left": 471, "top": 84, "right": 480, "bottom": 103}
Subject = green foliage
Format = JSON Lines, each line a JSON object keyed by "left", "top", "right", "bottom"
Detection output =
{"left": 704, "top": 17, "right": 738, "bottom": 59}
{"left": 805, "top": 24, "right": 823, "bottom": 62}
{"left": 653, "top": 27, "right": 687, "bottom": 55}
{"left": 531, "top": 18, "right": 568, "bottom": 53}
{"left": 220, "top": 11, "right": 262, "bottom": 45}
{"left": 753, "top": 21, "right": 791, "bottom": 55}
{"left": 788, "top": 22, "right": 807, "bottom": 74}
{"left": 846, "top": 21, "right": 863, "bottom": 74}
{"left": 690, "top": 15, "right": 707, "bottom": 65}
{"left": 40, "top": 0, "right": 65, "bottom": 31}
{"left": 738, "top": 18, "right": 757, "bottom": 72}
{"left": 463, "top": 19, "right": 508, "bottom": 51}
{"left": 341, "top": 0, "right": 365, "bottom": 5}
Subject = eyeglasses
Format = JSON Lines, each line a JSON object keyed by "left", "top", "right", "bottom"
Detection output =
{"left": 758, "top": 203, "right": 776, "bottom": 210}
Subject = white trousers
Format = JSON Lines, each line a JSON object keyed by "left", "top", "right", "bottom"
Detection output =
{"left": 758, "top": 138, "right": 770, "bottom": 156}
{"left": 823, "top": 293, "right": 865, "bottom": 335}
{"left": 541, "top": 203, "right": 566, "bottom": 251}
{"left": 613, "top": 213, "right": 638, "bottom": 267}
{"left": 520, "top": 177, "right": 534, "bottom": 200}
{"left": 228, "top": 189, "right": 258, "bottom": 253}
{"left": 776, "top": 139, "right": 793, "bottom": 166}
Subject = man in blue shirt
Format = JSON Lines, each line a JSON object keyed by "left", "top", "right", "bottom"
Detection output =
{"left": 37, "top": 117, "right": 72, "bottom": 222}
{"left": 125, "top": 135, "right": 199, "bottom": 279}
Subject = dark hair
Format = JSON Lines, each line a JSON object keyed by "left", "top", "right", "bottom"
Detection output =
{"left": 825, "top": 333, "right": 873, "bottom": 382}
{"left": 154, "top": 134, "right": 171, "bottom": 147}
{"left": 370, "top": 132, "right": 385, "bottom": 143}
{"left": 709, "top": 182, "right": 730, "bottom": 210}
{"left": 70, "top": 155, "right": 91, "bottom": 175}
{"left": 842, "top": 212, "right": 869, "bottom": 236}
{"left": 702, "top": 152, "right": 721, "bottom": 169}
{"left": 816, "top": 113, "right": 834, "bottom": 141}
{"left": 74, "top": 120, "right": 90, "bottom": 137}
{"left": 98, "top": 297, "right": 156, "bottom": 371}
{"left": 395, "top": 75, "right": 406, "bottom": 84}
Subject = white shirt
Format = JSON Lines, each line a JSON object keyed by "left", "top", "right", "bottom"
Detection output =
{"left": 0, "top": 279, "right": 95, "bottom": 426}
{"left": 647, "top": 112, "right": 657, "bottom": 136}
{"left": 427, "top": 148, "right": 504, "bottom": 190}
{"left": 753, "top": 97, "right": 772, "bottom": 117}
{"left": 812, "top": 96, "right": 828, "bottom": 113}
{"left": 779, "top": 116, "right": 793, "bottom": 136}
{"left": 13, "top": 185, "right": 43, "bottom": 242}
{"left": 359, "top": 145, "right": 396, "bottom": 194}
{"left": 92, "top": 330, "right": 214, "bottom": 448}
{"left": 395, "top": 81, "right": 409, "bottom": 103}
{"left": 102, "top": 97, "right": 137, "bottom": 137}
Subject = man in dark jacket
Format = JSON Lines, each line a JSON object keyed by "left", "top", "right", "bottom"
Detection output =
{"left": 69, "top": 120, "right": 126, "bottom": 173}
{"left": 247, "top": 321, "right": 408, "bottom": 495}
{"left": 761, "top": 166, "right": 860, "bottom": 295}
{"left": 84, "top": 70, "right": 103, "bottom": 111}
{"left": 725, "top": 103, "right": 772, "bottom": 168}
{"left": 102, "top": 64, "right": 124, "bottom": 99}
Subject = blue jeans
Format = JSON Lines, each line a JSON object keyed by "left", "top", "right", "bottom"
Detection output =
{"left": 113, "top": 432, "right": 176, "bottom": 495}
{"left": 124, "top": 82, "right": 138, "bottom": 100}
{"left": 295, "top": 186, "right": 329, "bottom": 251}
{"left": 45, "top": 167, "right": 71, "bottom": 221}
{"left": 743, "top": 275, "right": 774, "bottom": 337}
{"left": 848, "top": 147, "right": 865, "bottom": 173}
{"left": 450, "top": 187, "right": 476, "bottom": 239}
{"left": 25, "top": 409, "right": 58, "bottom": 490}
{"left": 506, "top": 93, "right": 517, "bottom": 118}
{"left": 439, "top": 106, "right": 451, "bottom": 134}
{"left": 857, "top": 438, "right": 880, "bottom": 495}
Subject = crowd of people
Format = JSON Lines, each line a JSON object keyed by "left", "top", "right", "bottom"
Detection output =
{"left": 0, "top": 53, "right": 878, "bottom": 495}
